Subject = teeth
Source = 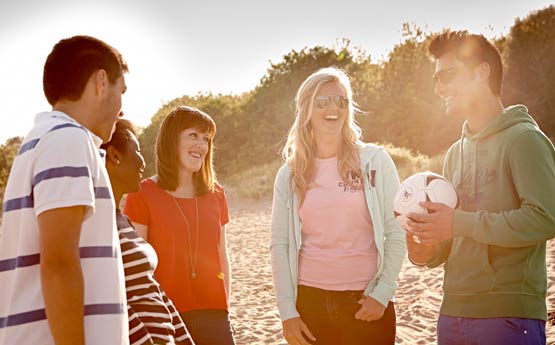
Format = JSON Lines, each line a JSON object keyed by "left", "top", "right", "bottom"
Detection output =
{"left": 190, "top": 152, "right": 201, "bottom": 158}
{"left": 325, "top": 115, "right": 338, "bottom": 120}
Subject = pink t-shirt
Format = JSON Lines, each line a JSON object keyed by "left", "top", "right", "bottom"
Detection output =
{"left": 298, "top": 157, "right": 378, "bottom": 291}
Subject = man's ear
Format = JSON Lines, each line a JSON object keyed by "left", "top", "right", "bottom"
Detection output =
{"left": 475, "top": 62, "right": 491, "bottom": 82}
{"left": 94, "top": 69, "right": 109, "bottom": 96}
{"left": 106, "top": 145, "right": 121, "bottom": 165}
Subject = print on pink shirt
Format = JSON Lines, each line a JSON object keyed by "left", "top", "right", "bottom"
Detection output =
{"left": 338, "top": 170, "right": 363, "bottom": 192}
{"left": 337, "top": 170, "right": 377, "bottom": 192}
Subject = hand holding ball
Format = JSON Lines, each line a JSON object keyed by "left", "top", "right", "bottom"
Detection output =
{"left": 394, "top": 172, "right": 458, "bottom": 216}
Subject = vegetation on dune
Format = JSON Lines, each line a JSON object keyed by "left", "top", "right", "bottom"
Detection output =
{"left": 1, "top": 5, "right": 554, "bottom": 207}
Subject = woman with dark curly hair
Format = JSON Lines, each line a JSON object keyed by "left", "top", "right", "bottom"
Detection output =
{"left": 102, "top": 118, "right": 194, "bottom": 345}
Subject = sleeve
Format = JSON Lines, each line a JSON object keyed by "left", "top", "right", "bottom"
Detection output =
{"left": 452, "top": 130, "right": 555, "bottom": 247}
{"left": 216, "top": 185, "right": 230, "bottom": 226}
{"left": 124, "top": 186, "right": 151, "bottom": 226}
{"left": 269, "top": 165, "right": 299, "bottom": 321}
{"left": 127, "top": 305, "right": 155, "bottom": 345}
{"left": 364, "top": 151, "right": 408, "bottom": 306}
{"left": 33, "top": 127, "right": 97, "bottom": 218}
{"left": 161, "top": 292, "right": 194, "bottom": 345}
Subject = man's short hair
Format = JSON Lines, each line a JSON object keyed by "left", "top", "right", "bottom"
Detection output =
{"left": 428, "top": 30, "right": 503, "bottom": 96}
{"left": 43, "top": 35, "right": 128, "bottom": 105}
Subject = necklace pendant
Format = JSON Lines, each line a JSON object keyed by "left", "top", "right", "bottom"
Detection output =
{"left": 191, "top": 272, "right": 196, "bottom": 279}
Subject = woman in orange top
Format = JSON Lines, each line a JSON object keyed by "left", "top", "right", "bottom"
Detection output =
{"left": 124, "top": 106, "right": 234, "bottom": 345}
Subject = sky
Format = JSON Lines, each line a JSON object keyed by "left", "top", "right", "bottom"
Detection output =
{"left": 0, "top": 0, "right": 553, "bottom": 143}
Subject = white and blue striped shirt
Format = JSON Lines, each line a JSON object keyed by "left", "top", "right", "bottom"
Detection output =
{"left": 0, "top": 111, "right": 129, "bottom": 344}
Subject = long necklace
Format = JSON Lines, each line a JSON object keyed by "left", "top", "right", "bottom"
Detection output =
{"left": 172, "top": 195, "right": 199, "bottom": 279}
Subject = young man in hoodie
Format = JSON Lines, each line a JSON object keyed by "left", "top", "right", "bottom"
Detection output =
{"left": 400, "top": 30, "right": 555, "bottom": 344}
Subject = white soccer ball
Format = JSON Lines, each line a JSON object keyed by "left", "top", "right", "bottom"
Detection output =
{"left": 394, "top": 171, "right": 458, "bottom": 216}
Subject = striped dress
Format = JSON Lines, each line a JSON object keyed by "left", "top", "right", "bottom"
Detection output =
{"left": 117, "top": 209, "right": 194, "bottom": 345}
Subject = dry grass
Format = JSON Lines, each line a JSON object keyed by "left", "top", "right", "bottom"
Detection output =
{"left": 222, "top": 143, "right": 447, "bottom": 199}
{"left": 221, "top": 160, "right": 282, "bottom": 200}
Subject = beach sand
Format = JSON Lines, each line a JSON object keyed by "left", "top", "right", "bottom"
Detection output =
{"left": 227, "top": 199, "right": 555, "bottom": 345}
{"left": 0, "top": 199, "right": 551, "bottom": 344}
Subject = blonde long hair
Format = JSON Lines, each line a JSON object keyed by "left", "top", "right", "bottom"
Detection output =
{"left": 282, "top": 67, "right": 363, "bottom": 203}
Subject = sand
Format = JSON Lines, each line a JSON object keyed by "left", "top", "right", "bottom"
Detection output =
{"left": 0, "top": 199, "right": 552, "bottom": 344}
{"left": 226, "top": 199, "right": 555, "bottom": 345}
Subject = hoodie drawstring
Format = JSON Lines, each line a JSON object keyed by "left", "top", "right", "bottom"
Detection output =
{"left": 458, "top": 134, "right": 464, "bottom": 191}
{"left": 458, "top": 133, "right": 480, "bottom": 202}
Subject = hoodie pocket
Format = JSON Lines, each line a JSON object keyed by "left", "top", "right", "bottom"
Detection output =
{"left": 443, "top": 239, "right": 496, "bottom": 293}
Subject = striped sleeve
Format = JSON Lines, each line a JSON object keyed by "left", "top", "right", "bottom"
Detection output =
{"left": 32, "top": 126, "right": 98, "bottom": 217}
{"left": 161, "top": 292, "right": 194, "bottom": 344}
{"left": 128, "top": 305, "right": 154, "bottom": 345}
{"left": 117, "top": 213, "right": 194, "bottom": 345}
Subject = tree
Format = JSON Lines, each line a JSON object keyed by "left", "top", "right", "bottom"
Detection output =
{"left": 502, "top": 5, "right": 555, "bottom": 139}
{"left": 0, "top": 136, "right": 23, "bottom": 215}
{"left": 236, "top": 43, "right": 375, "bottom": 169}
{"left": 138, "top": 93, "right": 249, "bottom": 178}
{"left": 367, "top": 25, "right": 462, "bottom": 156}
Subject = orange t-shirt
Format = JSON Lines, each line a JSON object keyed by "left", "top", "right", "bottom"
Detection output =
{"left": 123, "top": 179, "right": 229, "bottom": 312}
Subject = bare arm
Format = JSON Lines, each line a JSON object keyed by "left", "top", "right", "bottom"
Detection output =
{"left": 131, "top": 222, "right": 149, "bottom": 241}
{"left": 219, "top": 225, "right": 231, "bottom": 302}
{"left": 38, "top": 206, "right": 86, "bottom": 345}
{"left": 406, "top": 234, "right": 438, "bottom": 265}
{"left": 397, "top": 214, "right": 439, "bottom": 266}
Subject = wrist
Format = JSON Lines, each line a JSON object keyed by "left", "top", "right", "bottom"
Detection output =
{"left": 408, "top": 253, "right": 429, "bottom": 266}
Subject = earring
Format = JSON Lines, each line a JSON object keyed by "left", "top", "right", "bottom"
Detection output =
{"left": 116, "top": 160, "right": 120, "bottom": 165}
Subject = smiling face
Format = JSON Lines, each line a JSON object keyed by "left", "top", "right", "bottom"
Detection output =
{"left": 433, "top": 52, "right": 483, "bottom": 119}
{"left": 309, "top": 81, "right": 348, "bottom": 142}
{"left": 177, "top": 127, "right": 210, "bottom": 174}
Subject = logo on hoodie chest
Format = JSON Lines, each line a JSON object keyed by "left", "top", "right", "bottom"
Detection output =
{"left": 454, "top": 154, "right": 497, "bottom": 206}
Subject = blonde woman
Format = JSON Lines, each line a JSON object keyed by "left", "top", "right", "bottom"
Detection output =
{"left": 270, "top": 67, "right": 406, "bottom": 345}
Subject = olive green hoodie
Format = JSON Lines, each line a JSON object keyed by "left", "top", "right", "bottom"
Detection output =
{"left": 428, "top": 105, "right": 555, "bottom": 320}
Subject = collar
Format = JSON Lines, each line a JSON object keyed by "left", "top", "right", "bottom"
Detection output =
{"left": 48, "top": 110, "right": 104, "bottom": 148}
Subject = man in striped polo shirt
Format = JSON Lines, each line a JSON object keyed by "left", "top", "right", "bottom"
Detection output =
{"left": 0, "top": 36, "right": 129, "bottom": 344}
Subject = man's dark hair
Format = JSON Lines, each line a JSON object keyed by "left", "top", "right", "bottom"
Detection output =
{"left": 43, "top": 35, "right": 128, "bottom": 105}
{"left": 428, "top": 30, "right": 503, "bottom": 96}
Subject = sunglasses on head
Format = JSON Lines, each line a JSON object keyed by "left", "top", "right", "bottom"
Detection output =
{"left": 314, "top": 95, "right": 348, "bottom": 110}
{"left": 432, "top": 66, "right": 466, "bottom": 85}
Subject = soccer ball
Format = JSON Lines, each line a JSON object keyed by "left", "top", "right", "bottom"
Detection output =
{"left": 393, "top": 172, "right": 458, "bottom": 216}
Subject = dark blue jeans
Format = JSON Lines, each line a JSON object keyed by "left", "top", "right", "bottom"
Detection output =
{"left": 296, "top": 285, "right": 396, "bottom": 345}
{"left": 437, "top": 314, "right": 546, "bottom": 345}
{"left": 180, "top": 309, "right": 235, "bottom": 345}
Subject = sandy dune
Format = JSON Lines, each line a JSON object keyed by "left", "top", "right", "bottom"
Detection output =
{"left": 227, "top": 199, "right": 555, "bottom": 345}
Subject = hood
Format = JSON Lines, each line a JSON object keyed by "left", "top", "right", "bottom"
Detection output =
{"left": 359, "top": 142, "right": 385, "bottom": 167}
{"left": 462, "top": 105, "right": 537, "bottom": 141}
{"left": 457, "top": 104, "right": 536, "bottom": 199}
